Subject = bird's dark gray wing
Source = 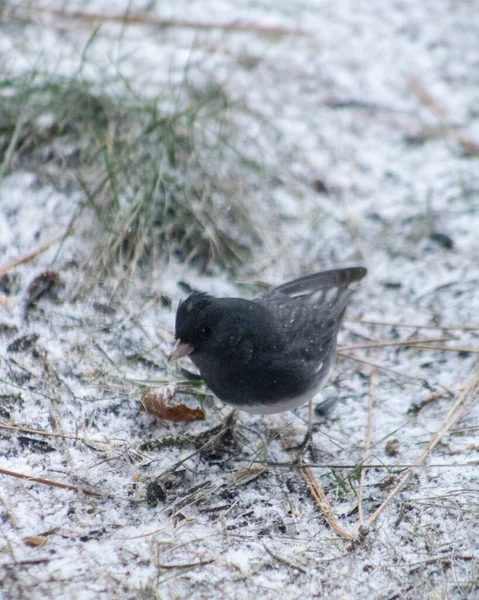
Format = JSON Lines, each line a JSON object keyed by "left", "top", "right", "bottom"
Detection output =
{"left": 255, "top": 292, "right": 349, "bottom": 348}
{"left": 255, "top": 267, "right": 366, "bottom": 363}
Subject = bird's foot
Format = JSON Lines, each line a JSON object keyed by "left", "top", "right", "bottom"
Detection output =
{"left": 284, "top": 428, "right": 312, "bottom": 461}
{"left": 284, "top": 399, "right": 314, "bottom": 460}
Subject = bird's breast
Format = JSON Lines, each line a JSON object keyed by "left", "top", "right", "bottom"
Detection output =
{"left": 191, "top": 349, "right": 333, "bottom": 414}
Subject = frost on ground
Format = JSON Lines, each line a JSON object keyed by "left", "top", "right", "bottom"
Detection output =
{"left": 1, "top": 1, "right": 479, "bottom": 599}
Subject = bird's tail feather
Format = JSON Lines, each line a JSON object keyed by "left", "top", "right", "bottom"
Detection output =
{"left": 269, "top": 266, "right": 367, "bottom": 299}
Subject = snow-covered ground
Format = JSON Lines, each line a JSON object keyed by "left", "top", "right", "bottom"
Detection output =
{"left": 1, "top": 1, "right": 479, "bottom": 598}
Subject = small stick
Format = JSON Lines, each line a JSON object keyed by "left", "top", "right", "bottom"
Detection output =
{"left": 263, "top": 544, "right": 307, "bottom": 574}
{"left": 404, "top": 344, "right": 479, "bottom": 355}
{"left": 0, "top": 231, "right": 72, "bottom": 277}
{"left": 0, "top": 423, "right": 112, "bottom": 445}
{"left": 347, "top": 318, "right": 479, "bottom": 332}
{"left": 367, "top": 366, "right": 479, "bottom": 527}
{"left": 0, "top": 467, "right": 103, "bottom": 498}
{"left": 384, "top": 555, "right": 474, "bottom": 569}
{"left": 2, "top": 558, "right": 50, "bottom": 567}
{"left": 299, "top": 467, "right": 355, "bottom": 540}
{"left": 407, "top": 74, "right": 479, "bottom": 156}
{"left": 0, "top": 423, "right": 79, "bottom": 439}
{"left": 156, "top": 560, "right": 214, "bottom": 570}
{"left": 30, "top": 7, "right": 310, "bottom": 37}
{"left": 358, "top": 358, "right": 379, "bottom": 528}
{"left": 270, "top": 417, "right": 354, "bottom": 540}
{"left": 0, "top": 493, "right": 16, "bottom": 527}
{"left": 245, "top": 460, "right": 479, "bottom": 469}
{"left": 338, "top": 352, "right": 434, "bottom": 388}
{"left": 338, "top": 336, "right": 457, "bottom": 352}
{"left": 407, "top": 75, "right": 448, "bottom": 119}
{"left": 155, "top": 411, "right": 236, "bottom": 478}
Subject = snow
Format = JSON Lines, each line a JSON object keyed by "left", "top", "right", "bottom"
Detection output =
{"left": 1, "top": 1, "right": 479, "bottom": 599}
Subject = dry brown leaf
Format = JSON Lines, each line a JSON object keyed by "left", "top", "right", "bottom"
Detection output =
{"left": 140, "top": 389, "right": 205, "bottom": 422}
{"left": 24, "top": 536, "right": 48, "bottom": 547}
{"left": 26, "top": 270, "right": 61, "bottom": 305}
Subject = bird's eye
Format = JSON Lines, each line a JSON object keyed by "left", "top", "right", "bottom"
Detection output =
{"left": 200, "top": 326, "right": 212, "bottom": 340}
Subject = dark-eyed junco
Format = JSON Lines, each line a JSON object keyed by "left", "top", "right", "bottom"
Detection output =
{"left": 168, "top": 267, "right": 366, "bottom": 416}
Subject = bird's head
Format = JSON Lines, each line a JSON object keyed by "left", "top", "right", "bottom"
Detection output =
{"left": 168, "top": 292, "right": 273, "bottom": 364}
{"left": 168, "top": 292, "right": 224, "bottom": 362}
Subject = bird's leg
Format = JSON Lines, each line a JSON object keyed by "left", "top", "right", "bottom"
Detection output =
{"left": 217, "top": 408, "right": 237, "bottom": 443}
{"left": 284, "top": 399, "right": 313, "bottom": 457}
{"left": 196, "top": 408, "right": 237, "bottom": 452}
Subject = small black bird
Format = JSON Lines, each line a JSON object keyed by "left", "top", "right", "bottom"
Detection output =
{"left": 168, "top": 267, "right": 366, "bottom": 416}
{"left": 168, "top": 267, "right": 367, "bottom": 414}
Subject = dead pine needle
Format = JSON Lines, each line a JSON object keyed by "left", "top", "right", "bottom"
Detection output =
{"left": 270, "top": 417, "right": 354, "bottom": 541}
{"left": 300, "top": 466, "right": 355, "bottom": 540}
{"left": 367, "top": 366, "right": 479, "bottom": 528}
{"left": 407, "top": 74, "right": 479, "bottom": 155}
{"left": 407, "top": 75, "right": 448, "bottom": 119}
{"left": 0, "top": 231, "right": 72, "bottom": 278}
{"left": 338, "top": 335, "right": 457, "bottom": 352}
{"left": 30, "top": 7, "right": 310, "bottom": 37}
{"left": 0, "top": 467, "right": 103, "bottom": 498}
{"left": 406, "top": 344, "right": 479, "bottom": 355}
{"left": 358, "top": 356, "right": 380, "bottom": 530}
{"left": 338, "top": 351, "right": 433, "bottom": 389}
{"left": 263, "top": 543, "right": 307, "bottom": 574}
{"left": 0, "top": 423, "right": 111, "bottom": 446}
{"left": 346, "top": 318, "right": 479, "bottom": 332}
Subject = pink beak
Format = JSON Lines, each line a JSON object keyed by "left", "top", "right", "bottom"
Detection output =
{"left": 168, "top": 340, "right": 195, "bottom": 362}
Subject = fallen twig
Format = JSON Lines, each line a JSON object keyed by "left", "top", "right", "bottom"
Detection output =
{"left": 346, "top": 318, "right": 479, "bottom": 332}
{"left": 0, "top": 231, "right": 73, "bottom": 278}
{"left": 157, "top": 560, "right": 214, "bottom": 570}
{"left": 338, "top": 352, "right": 436, "bottom": 389}
{"left": 358, "top": 358, "right": 379, "bottom": 528}
{"left": 30, "top": 7, "right": 310, "bottom": 37}
{"left": 245, "top": 460, "right": 479, "bottom": 469}
{"left": 263, "top": 544, "right": 307, "bottom": 574}
{"left": 407, "top": 74, "right": 479, "bottom": 156}
{"left": 407, "top": 75, "right": 447, "bottom": 119}
{"left": 0, "top": 423, "right": 113, "bottom": 445}
{"left": 367, "top": 366, "right": 479, "bottom": 527}
{"left": 407, "top": 392, "right": 446, "bottom": 415}
{"left": 384, "top": 555, "right": 474, "bottom": 569}
{"left": 0, "top": 467, "right": 103, "bottom": 498}
{"left": 155, "top": 411, "right": 236, "bottom": 478}
{"left": 338, "top": 336, "right": 457, "bottom": 352}
{"left": 404, "top": 344, "right": 479, "bottom": 355}
{"left": 270, "top": 417, "right": 355, "bottom": 541}
{"left": 1, "top": 558, "right": 51, "bottom": 566}
{"left": 299, "top": 467, "right": 355, "bottom": 540}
